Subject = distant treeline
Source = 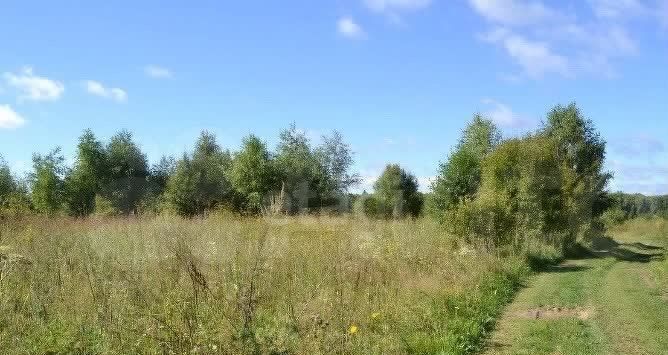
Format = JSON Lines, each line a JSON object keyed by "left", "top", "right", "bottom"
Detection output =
{"left": 0, "top": 103, "right": 622, "bottom": 252}
{"left": 603, "top": 192, "right": 668, "bottom": 223}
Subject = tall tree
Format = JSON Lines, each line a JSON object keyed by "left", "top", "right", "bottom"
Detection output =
{"left": 30, "top": 148, "right": 66, "bottom": 215}
{"left": 103, "top": 130, "right": 149, "bottom": 215}
{"left": 148, "top": 156, "right": 176, "bottom": 198}
{"left": 542, "top": 103, "right": 611, "bottom": 243}
{"left": 166, "top": 131, "right": 233, "bottom": 216}
{"left": 373, "top": 164, "right": 422, "bottom": 218}
{"left": 430, "top": 115, "right": 501, "bottom": 216}
{"left": 0, "top": 155, "right": 31, "bottom": 216}
{"left": 315, "top": 131, "right": 360, "bottom": 200}
{"left": 274, "top": 124, "right": 319, "bottom": 213}
{"left": 0, "top": 155, "right": 17, "bottom": 203}
{"left": 229, "top": 134, "right": 276, "bottom": 213}
{"left": 65, "top": 129, "right": 108, "bottom": 216}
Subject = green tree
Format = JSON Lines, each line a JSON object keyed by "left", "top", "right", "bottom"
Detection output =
{"left": 229, "top": 134, "right": 277, "bottom": 213}
{"left": 103, "top": 130, "right": 149, "bottom": 215}
{"left": 0, "top": 156, "right": 31, "bottom": 216}
{"left": 542, "top": 103, "right": 611, "bottom": 244}
{"left": 453, "top": 137, "right": 567, "bottom": 247}
{"left": 274, "top": 124, "right": 320, "bottom": 213}
{"left": 166, "top": 131, "right": 233, "bottom": 216}
{"left": 0, "top": 156, "right": 17, "bottom": 203}
{"left": 138, "top": 155, "right": 176, "bottom": 213}
{"left": 373, "top": 164, "right": 423, "bottom": 218}
{"left": 430, "top": 115, "right": 501, "bottom": 217}
{"left": 147, "top": 156, "right": 175, "bottom": 197}
{"left": 65, "top": 129, "right": 108, "bottom": 216}
{"left": 30, "top": 148, "right": 66, "bottom": 215}
{"left": 352, "top": 191, "right": 379, "bottom": 218}
{"left": 314, "top": 131, "right": 360, "bottom": 209}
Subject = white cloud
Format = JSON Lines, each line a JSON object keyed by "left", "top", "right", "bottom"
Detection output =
{"left": 549, "top": 24, "right": 637, "bottom": 56}
{"left": 588, "top": 0, "right": 647, "bottom": 19}
{"left": 144, "top": 65, "right": 173, "bottom": 79}
{"left": 363, "top": 0, "right": 431, "bottom": 22}
{"left": 3, "top": 67, "right": 64, "bottom": 102}
{"left": 364, "top": 0, "right": 432, "bottom": 13}
{"left": 83, "top": 80, "right": 127, "bottom": 103}
{"left": 468, "top": 0, "right": 558, "bottom": 26}
{"left": 482, "top": 28, "right": 570, "bottom": 78}
{"left": 481, "top": 98, "right": 533, "bottom": 129}
{"left": 471, "top": 0, "right": 647, "bottom": 79}
{"left": 0, "top": 104, "right": 26, "bottom": 129}
{"left": 337, "top": 16, "right": 366, "bottom": 39}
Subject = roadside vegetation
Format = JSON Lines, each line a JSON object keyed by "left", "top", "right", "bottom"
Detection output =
{"left": 1, "top": 103, "right": 660, "bottom": 354}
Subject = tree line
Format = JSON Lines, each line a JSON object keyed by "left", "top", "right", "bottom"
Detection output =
{"left": 0, "top": 125, "right": 363, "bottom": 217}
{"left": 602, "top": 192, "right": 668, "bottom": 224}
{"left": 0, "top": 103, "right": 620, "bottom": 251}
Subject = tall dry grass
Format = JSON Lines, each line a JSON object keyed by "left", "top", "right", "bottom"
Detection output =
{"left": 0, "top": 215, "right": 530, "bottom": 354}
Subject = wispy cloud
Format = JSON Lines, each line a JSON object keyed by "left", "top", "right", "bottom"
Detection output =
{"left": 337, "top": 16, "right": 366, "bottom": 39}
{"left": 588, "top": 0, "right": 648, "bottom": 19}
{"left": 3, "top": 67, "right": 64, "bottom": 102}
{"left": 144, "top": 65, "right": 173, "bottom": 79}
{"left": 83, "top": 80, "right": 127, "bottom": 103}
{"left": 468, "top": 0, "right": 651, "bottom": 79}
{"left": 481, "top": 98, "right": 534, "bottom": 129}
{"left": 481, "top": 28, "right": 570, "bottom": 78}
{"left": 469, "top": 0, "right": 559, "bottom": 26}
{"left": 0, "top": 104, "right": 26, "bottom": 129}
{"left": 364, "top": 0, "right": 432, "bottom": 13}
{"left": 363, "top": 0, "right": 431, "bottom": 23}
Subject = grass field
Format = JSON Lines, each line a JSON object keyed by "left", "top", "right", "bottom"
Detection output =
{"left": 0, "top": 215, "right": 539, "bottom": 354}
{"left": 484, "top": 217, "right": 668, "bottom": 355}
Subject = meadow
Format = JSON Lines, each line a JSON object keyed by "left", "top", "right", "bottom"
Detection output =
{"left": 0, "top": 215, "right": 543, "bottom": 354}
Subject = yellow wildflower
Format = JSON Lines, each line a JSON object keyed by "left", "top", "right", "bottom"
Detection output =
{"left": 348, "top": 325, "right": 359, "bottom": 335}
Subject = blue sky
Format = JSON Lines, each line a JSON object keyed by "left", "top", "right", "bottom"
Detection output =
{"left": 0, "top": 0, "right": 667, "bottom": 193}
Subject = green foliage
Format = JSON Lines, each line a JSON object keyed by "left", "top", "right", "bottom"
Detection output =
{"left": 102, "top": 130, "right": 150, "bottom": 215}
{"left": 65, "top": 130, "right": 108, "bottom": 216}
{"left": 0, "top": 155, "right": 17, "bottom": 200}
{"left": 166, "top": 131, "right": 233, "bottom": 216}
{"left": 352, "top": 192, "right": 379, "bottom": 218}
{"left": 452, "top": 137, "right": 567, "bottom": 247}
{"left": 373, "top": 164, "right": 423, "bottom": 218}
{"left": 0, "top": 156, "right": 31, "bottom": 217}
{"left": 229, "top": 135, "right": 276, "bottom": 214}
{"left": 430, "top": 115, "right": 501, "bottom": 218}
{"left": 606, "top": 192, "right": 668, "bottom": 222}
{"left": 274, "top": 124, "right": 321, "bottom": 213}
{"left": 30, "top": 148, "right": 66, "bottom": 215}
{"left": 93, "top": 194, "right": 119, "bottom": 216}
{"left": 542, "top": 103, "right": 611, "bottom": 242}
{"left": 314, "top": 131, "right": 360, "bottom": 201}
{"left": 443, "top": 103, "right": 611, "bottom": 254}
